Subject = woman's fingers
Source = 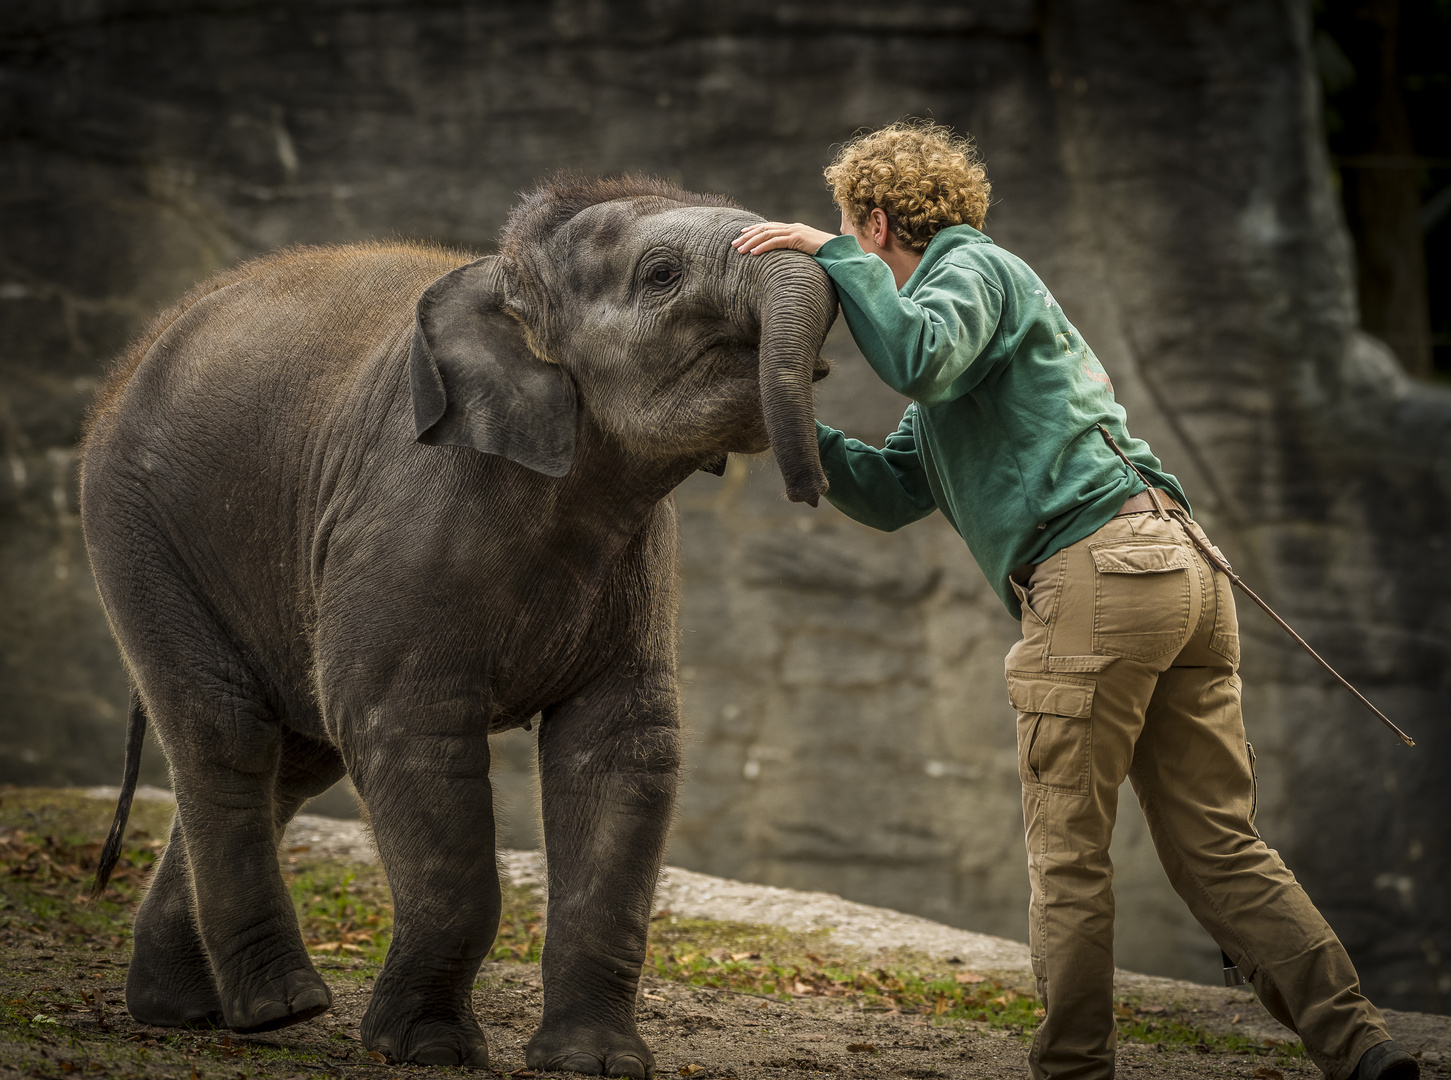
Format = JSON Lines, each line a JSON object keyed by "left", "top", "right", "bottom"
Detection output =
{"left": 741, "top": 231, "right": 796, "bottom": 254}
{"left": 732, "top": 222, "right": 835, "bottom": 255}
{"left": 732, "top": 222, "right": 789, "bottom": 250}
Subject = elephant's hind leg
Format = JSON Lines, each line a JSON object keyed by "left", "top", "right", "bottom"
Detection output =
{"left": 126, "top": 816, "right": 224, "bottom": 1028}
{"left": 128, "top": 725, "right": 345, "bottom": 1027}
{"left": 129, "top": 729, "right": 344, "bottom": 1030}
{"left": 125, "top": 653, "right": 331, "bottom": 1033}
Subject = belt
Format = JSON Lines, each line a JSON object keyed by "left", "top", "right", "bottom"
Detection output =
{"left": 1012, "top": 488, "right": 1187, "bottom": 582}
{"left": 1115, "top": 488, "right": 1185, "bottom": 516}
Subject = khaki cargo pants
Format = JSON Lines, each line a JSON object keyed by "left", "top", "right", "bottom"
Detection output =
{"left": 1005, "top": 509, "right": 1389, "bottom": 1080}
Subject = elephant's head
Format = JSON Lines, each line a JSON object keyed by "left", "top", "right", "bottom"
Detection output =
{"left": 408, "top": 175, "right": 835, "bottom": 504}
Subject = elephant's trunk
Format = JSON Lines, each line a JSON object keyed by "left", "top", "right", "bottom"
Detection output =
{"left": 752, "top": 251, "right": 837, "bottom": 506}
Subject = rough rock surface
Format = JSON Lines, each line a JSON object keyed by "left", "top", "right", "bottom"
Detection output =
{"left": 3, "top": 1, "right": 1448, "bottom": 1009}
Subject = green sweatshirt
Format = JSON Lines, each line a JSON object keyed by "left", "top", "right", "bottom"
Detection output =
{"left": 813, "top": 224, "right": 1187, "bottom": 619}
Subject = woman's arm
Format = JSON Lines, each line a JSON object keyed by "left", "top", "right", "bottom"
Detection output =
{"left": 816, "top": 408, "right": 937, "bottom": 532}
{"left": 814, "top": 236, "right": 1004, "bottom": 405}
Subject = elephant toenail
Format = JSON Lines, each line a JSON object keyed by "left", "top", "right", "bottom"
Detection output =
{"left": 608, "top": 1054, "right": 649, "bottom": 1079}
{"left": 411, "top": 1045, "right": 462, "bottom": 1066}
{"left": 561, "top": 1052, "right": 604, "bottom": 1074}
{"left": 463, "top": 1045, "right": 492, "bottom": 1069}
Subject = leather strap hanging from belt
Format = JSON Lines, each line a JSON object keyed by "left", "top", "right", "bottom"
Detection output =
{"left": 1095, "top": 423, "right": 1415, "bottom": 748}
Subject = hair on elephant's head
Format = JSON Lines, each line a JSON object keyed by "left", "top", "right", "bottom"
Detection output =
{"left": 408, "top": 175, "right": 836, "bottom": 505}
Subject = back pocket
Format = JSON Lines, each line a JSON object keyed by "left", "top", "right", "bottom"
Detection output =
{"left": 1007, "top": 673, "right": 1095, "bottom": 795}
{"left": 1089, "top": 538, "right": 1192, "bottom": 661}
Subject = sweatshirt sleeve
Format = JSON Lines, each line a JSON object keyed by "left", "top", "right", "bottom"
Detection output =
{"left": 814, "top": 234, "right": 1004, "bottom": 405}
{"left": 816, "top": 408, "right": 937, "bottom": 532}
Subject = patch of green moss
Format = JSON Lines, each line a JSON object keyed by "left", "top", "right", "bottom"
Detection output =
{"left": 639, "top": 915, "right": 1042, "bottom": 1031}
{"left": 289, "top": 863, "right": 393, "bottom": 970}
{"left": 1115, "top": 1003, "right": 1307, "bottom": 1064}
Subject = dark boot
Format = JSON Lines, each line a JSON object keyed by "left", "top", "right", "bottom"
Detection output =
{"left": 1352, "top": 1040, "right": 1420, "bottom": 1080}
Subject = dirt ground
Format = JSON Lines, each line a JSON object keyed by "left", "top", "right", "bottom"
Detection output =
{"left": 0, "top": 938, "right": 1335, "bottom": 1080}
{"left": 1, "top": 788, "right": 1445, "bottom": 1080}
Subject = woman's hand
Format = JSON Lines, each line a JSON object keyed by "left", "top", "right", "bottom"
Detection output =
{"left": 732, "top": 221, "right": 838, "bottom": 256}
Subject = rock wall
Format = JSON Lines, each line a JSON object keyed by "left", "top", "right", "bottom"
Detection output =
{"left": 1, "top": 0, "right": 1445, "bottom": 1010}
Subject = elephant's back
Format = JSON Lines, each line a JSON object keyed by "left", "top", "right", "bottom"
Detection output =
{"left": 81, "top": 241, "right": 474, "bottom": 517}
{"left": 86, "top": 242, "right": 470, "bottom": 452}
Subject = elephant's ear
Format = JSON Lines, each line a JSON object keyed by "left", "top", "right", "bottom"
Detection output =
{"left": 409, "top": 256, "right": 576, "bottom": 478}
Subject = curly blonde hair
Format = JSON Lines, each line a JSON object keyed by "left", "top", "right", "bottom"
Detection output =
{"left": 824, "top": 120, "right": 991, "bottom": 251}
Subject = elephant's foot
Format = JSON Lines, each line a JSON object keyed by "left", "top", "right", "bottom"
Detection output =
{"left": 125, "top": 970, "right": 225, "bottom": 1029}
{"left": 125, "top": 929, "right": 226, "bottom": 1028}
{"left": 526, "top": 1024, "right": 654, "bottom": 1079}
{"left": 222, "top": 966, "right": 332, "bottom": 1033}
{"left": 360, "top": 1001, "right": 490, "bottom": 1067}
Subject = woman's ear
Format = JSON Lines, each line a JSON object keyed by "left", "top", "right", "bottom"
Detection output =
{"left": 409, "top": 256, "right": 577, "bottom": 478}
{"left": 869, "top": 208, "right": 892, "bottom": 250}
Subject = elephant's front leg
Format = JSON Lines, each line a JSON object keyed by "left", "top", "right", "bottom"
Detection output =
{"left": 351, "top": 712, "right": 499, "bottom": 1068}
{"left": 526, "top": 677, "right": 679, "bottom": 1080}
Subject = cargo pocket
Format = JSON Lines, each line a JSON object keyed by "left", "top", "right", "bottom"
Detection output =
{"left": 1007, "top": 673, "right": 1095, "bottom": 796}
{"left": 1089, "top": 538, "right": 1192, "bottom": 661}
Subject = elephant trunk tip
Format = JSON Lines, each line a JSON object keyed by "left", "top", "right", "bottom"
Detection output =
{"left": 783, "top": 466, "right": 828, "bottom": 507}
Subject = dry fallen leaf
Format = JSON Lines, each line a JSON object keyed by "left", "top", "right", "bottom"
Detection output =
{"left": 1253, "top": 1069, "right": 1284, "bottom": 1079}
{"left": 287, "top": 845, "right": 311, "bottom": 854}
{"left": 641, "top": 992, "right": 667, "bottom": 1002}
{"left": 1136, "top": 1005, "right": 1166, "bottom": 1015}
{"left": 846, "top": 1044, "right": 877, "bottom": 1054}
{"left": 366, "top": 1049, "right": 387, "bottom": 1063}
{"left": 651, "top": 909, "right": 672, "bottom": 921}
{"left": 510, "top": 1070, "right": 537, "bottom": 1079}
{"left": 678, "top": 1066, "right": 705, "bottom": 1077}
{"left": 954, "top": 971, "right": 986, "bottom": 984}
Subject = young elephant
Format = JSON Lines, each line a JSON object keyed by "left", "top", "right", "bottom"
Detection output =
{"left": 80, "top": 176, "right": 836, "bottom": 1075}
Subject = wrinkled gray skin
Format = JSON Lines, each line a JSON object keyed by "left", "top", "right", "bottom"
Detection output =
{"left": 79, "top": 179, "right": 836, "bottom": 1076}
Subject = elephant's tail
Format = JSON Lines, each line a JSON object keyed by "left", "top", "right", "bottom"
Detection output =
{"left": 90, "top": 685, "right": 147, "bottom": 901}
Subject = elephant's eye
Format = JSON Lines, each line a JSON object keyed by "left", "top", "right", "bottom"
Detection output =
{"left": 647, "top": 264, "right": 682, "bottom": 287}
